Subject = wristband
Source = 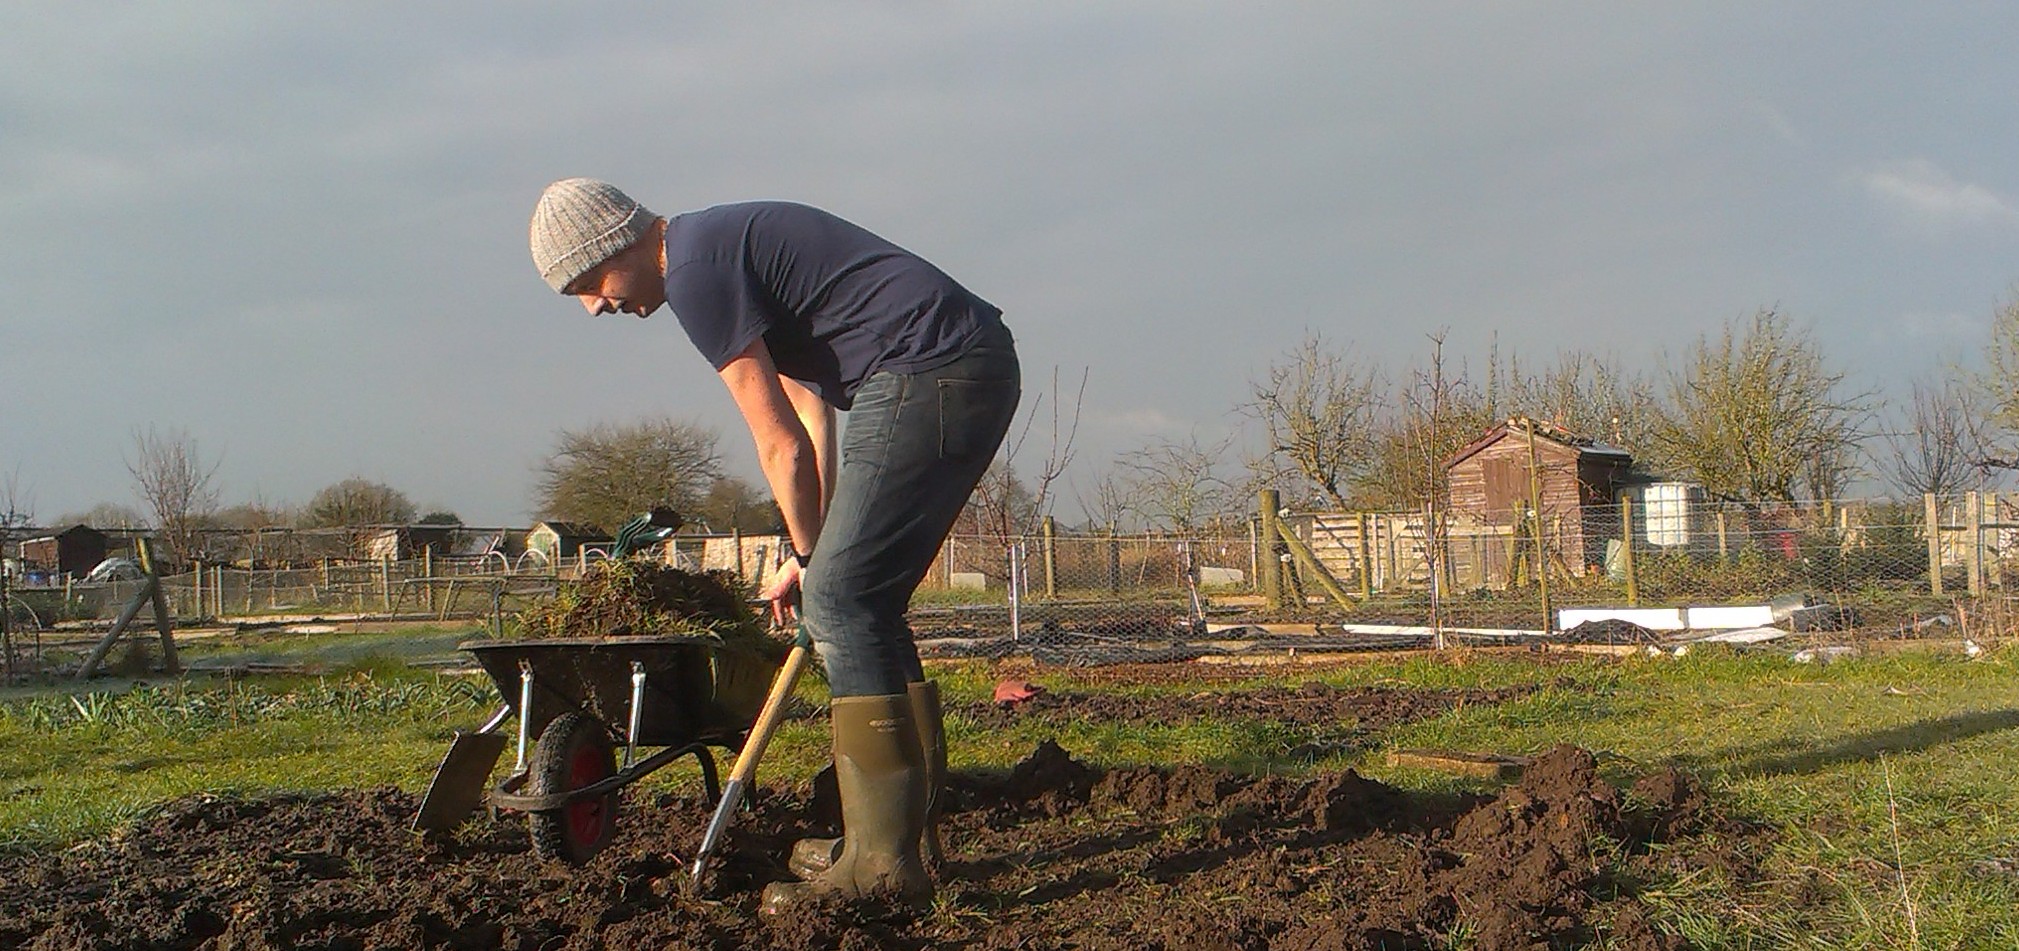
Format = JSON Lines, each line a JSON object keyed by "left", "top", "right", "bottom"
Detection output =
{"left": 792, "top": 550, "right": 811, "bottom": 569}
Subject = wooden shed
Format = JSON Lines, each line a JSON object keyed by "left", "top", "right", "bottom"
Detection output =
{"left": 363, "top": 526, "right": 456, "bottom": 562}
{"left": 1444, "top": 418, "right": 1633, "bottom": 575}
{"left": 527, "top": 521, "right": 608, "bottom": 562}
{"left": 19, "top": 524, "right": 110, "bottom": 578}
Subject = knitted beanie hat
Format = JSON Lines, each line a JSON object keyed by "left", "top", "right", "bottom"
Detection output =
{"left": 529, "top": 178, "right": 657, "bottom": 292}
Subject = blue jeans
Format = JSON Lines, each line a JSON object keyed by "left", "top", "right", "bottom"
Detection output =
{"left": 801, "top": 323, "right": 1020, "bottom": 697}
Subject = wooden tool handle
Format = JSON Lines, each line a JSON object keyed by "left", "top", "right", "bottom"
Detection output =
{"left": 724, "top": 643, "right": 811, "bottom": 785}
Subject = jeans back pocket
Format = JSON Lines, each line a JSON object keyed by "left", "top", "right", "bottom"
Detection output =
{"left": 937, "top": 377, "right": 1019, "bottom": 463}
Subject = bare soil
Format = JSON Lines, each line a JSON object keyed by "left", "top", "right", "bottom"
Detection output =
{"left": 1, "top": 738, "right": 1752, "bottom": 950}
{"left": 954, "top": 680, "right": 1555, "bottom": 731}
{"left": 5, "top": 576, "right": 1745, "bottom": 949}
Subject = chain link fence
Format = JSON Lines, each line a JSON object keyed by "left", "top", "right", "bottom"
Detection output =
{"left": 6, "top": 495, "right": 2004, "bottom": 668}
{"left": 1264, "top": 492, "right": 2002, "bottom": 641}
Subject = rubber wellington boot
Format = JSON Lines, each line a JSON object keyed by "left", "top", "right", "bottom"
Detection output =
{"left": 789, "top": 681, "right": 947, "bottom": 879}
{"left": 760, "top": 694, "right": 932, "bottom": 915}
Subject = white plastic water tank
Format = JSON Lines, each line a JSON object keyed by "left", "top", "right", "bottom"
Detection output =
{"left": 1635, "top": 482, "right": 1705, "bottom": 548}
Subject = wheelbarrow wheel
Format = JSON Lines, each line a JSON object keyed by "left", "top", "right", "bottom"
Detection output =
{"left": 527, "top": 711, "right": 618, "bottom": 864}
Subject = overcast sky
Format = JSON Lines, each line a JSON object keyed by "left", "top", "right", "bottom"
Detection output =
{"left": 4, "top": 3, "right": 2016, "bottom": 526}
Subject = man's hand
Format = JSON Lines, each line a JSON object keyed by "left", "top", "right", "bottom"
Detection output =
{"left": 762, "top": 559, "right": 803, "bottom": 627}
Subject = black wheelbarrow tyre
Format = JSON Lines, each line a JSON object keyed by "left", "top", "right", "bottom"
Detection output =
{"left": 527, "top": 711, "right": 618, "bottom": 864}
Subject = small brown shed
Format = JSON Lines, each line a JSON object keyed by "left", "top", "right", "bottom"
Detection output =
{"left": 19, "top": 524, "right": 111, "bottom": 578}
{"left": 1444, "top": 418, "right": 1633, "bottom": 573}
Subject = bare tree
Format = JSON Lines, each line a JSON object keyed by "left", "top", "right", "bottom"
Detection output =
{"left": 0, "top": 466, "right": 32, "bottom": 529}
{"left": 1070, "top": 470, "right": 1136, "bottom": 532}
{"left": 694, "top": 475, "right": 783, "bottom": 533}
{"left": 1979, "top": 295, "right": 2019, "bottom": 432}
{"left": 1244, "top": 333, "right": 1384, "bottom": 510}
{"left": 1647, "top": 308, "right": 1868, "bottom": 502}
{"left": 125, "top": 425, "right": 221, "bottom": 565}
{"left": 1113, "top": 432, "right": 1238, "bottom": 531}
{"left": 1971, "top": 295, "right": 2019, "bottom": 475}
{"left": 1487, "top": 345, "right": 1658, "bottom": 455}
{"left": 214, "top": 496, "right": 296, "bottom": 531}
{"left": 1355, "top": 339, "right": 1490, "bottom": 512}
{"left": 0, "top": 467, "right": 26, "bottom": 680}
{"left": 54, "top": 502, "right": 146, "bottom": 530}
{"left": 536, "top": 417, "right": 725, "bottom": 532}
{"left": 1880, "top": 377, "right": 1984, "bottom": 497}
{"left": 1232, "top": 446, "right": 1311, "bottom": 516}
{"left": 303, "top": 478, "right": 417, "bottom": 528}
{"left": 959, "top": 461, "right": 1041, "bottom": 537}
{"left": 965, "top": 367, "right": 1085, "bottom": 543}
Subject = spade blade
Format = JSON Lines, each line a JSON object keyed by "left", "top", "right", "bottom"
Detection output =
{"left": 412, "top": 730, "right": 509, "bottom": 833}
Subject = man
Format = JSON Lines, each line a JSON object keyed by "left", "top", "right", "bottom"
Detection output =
{"left": 529, "top": 179, "right": 1020, "bottom": 912}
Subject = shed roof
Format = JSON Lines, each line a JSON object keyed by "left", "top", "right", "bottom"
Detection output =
{"left": 1444, "top": 418, "right": 1632, "bottom": 470}
{"left": 530, "top": 521, "right": 605, "bottom": 539}
{"left": 23, "top": 524, "right": 107, "bottom": 545}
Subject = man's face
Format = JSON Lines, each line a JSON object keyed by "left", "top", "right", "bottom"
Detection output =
{"left": 567, "top": 244, "right": 664, "bottom": 318}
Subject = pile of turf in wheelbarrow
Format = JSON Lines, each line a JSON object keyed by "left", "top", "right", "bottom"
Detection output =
{"left": 511, "top": 560, "right": 785, "bottom": 661}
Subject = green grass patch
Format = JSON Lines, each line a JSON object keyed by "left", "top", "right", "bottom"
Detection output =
{"left": 0, "top": 670, "right": 493, "bottom": 849}
{"left": 7, "top": 641, "right": 2019, "bottom": 947}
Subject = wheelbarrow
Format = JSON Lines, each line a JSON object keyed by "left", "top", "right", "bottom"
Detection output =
{"left": 412, "top": 633, "right": 783, "bottom": 864}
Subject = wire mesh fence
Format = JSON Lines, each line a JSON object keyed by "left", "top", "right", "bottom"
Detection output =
{"left": 1265, "top": 492, "right": 1999, "bottom": 638}
{"left": 5, "top": 492, "right": 2006, "bottom": 658}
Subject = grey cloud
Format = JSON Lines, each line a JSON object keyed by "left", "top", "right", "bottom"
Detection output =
{"left": 5, "top": 4, "right": 2019, "bottom": 523}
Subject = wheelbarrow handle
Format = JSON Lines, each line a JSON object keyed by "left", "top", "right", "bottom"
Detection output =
{"left": 690, "top": 629, "right": 814, "bottom": 884}
{"left": 478, "top": 703, "right": 513, "bottom": 734}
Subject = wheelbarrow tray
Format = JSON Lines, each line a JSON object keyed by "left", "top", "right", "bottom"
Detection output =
{"left": 460, "top": 635, "right": 779, "bottom": 749}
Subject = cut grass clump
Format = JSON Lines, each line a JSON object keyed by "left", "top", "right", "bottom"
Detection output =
{"left": 510, "top": 561, "right": 767, "bottom": 644}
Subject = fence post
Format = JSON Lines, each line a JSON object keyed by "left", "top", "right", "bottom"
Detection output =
{"left": 1356, "top": 512, "right": 1373, "bottom": 598}
{"left": 1715, "top": 511, "right": 1729, "bottom": 562}
{"left": 1925, "top": 493, "right": 1943, "bottom": 596}
{"left": 1259, "top": 490, "right": 1283, "bottom": 610}
{"left": 1967, "top": 490, "right": 1984, "bottom": 597}
{"left": 1620, "top": 496, "right": 1638, "bottom": 608}
{"left": 1990, "top": 492, "right": 2003, "bottom": 591}
{"left": 423, "top": 546, "right": 434, "bottom": 613}
{"left": 1385, "top": 519, "right": 1399, "bottom": 594}
{"left": 1248, "top": 518, "right": 1260, "bottom": 594}
{"left": 1521, "top": 420, "right": 1552, "bottom": 633}
{"left": 1106, "top": 521, "right": 1121, "bottom": 595}
{"left": 380, "top": 557, "right": 393, "bottom": 614}
{"left": 1041, "top": 516, "right": 1057, "bottom": 598}
{"left": 1007, "top": 542, "right": 1023, "bottom": 641}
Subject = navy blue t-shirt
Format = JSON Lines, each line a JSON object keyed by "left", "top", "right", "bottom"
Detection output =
{"left": 662, "top": 201, "right": 1004, "bottom": 410}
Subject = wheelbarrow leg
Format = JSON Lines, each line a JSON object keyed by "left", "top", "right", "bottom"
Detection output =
{"left": 624, "top": 661, "right": 646, "bottom": 768}
{"left": 514, "top": 659, "right": 535, "bottom": 773}
{"left": 693, "top": 747, "right": 721, "bottom": 803}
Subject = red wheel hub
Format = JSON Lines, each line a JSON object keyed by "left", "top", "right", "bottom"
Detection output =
{"left": 565, "top": 745, "right": 611, "bottom": 846}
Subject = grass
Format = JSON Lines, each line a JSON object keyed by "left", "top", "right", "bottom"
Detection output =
{"left": 5, "top": 635, "right": 2019, "bottom": 947}
{"left": 1367, "top": 645, "right": 2019, "bottom": 948}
